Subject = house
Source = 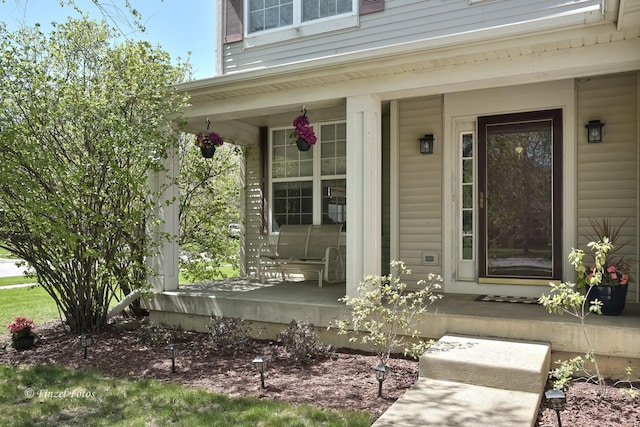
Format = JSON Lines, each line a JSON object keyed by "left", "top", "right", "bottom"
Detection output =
{"left": 145, "top": 0, "right": 640, "bottom": 375}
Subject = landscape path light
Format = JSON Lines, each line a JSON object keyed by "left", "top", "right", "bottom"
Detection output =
{"left": 79, "top": 333, "right": 92, "bottom": 360}
{"left": 545, "top": 389, "right": 566, "bottom": 427}
{"left": 374, "top": 364, "right": 388, "bottom": 398}
{"left": 165, "top": 344, "right": 179, "bottom": 373}
{"left": 252, "top": 356, "right": 267, "bottom": 389}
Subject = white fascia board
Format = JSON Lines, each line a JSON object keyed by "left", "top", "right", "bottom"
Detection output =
{"left": 177, "top": 6, "right": 605, "bottom": 95}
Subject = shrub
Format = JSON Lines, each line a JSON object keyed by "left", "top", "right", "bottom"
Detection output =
{"left": 273, "top": 320, "right": 333, "bottom": 364}
{"left": 207, "top": 315, "right": 254, "bottom": 355}
{"left": 333, "top": 260, "right": 442, "bottom": 366}
{"left": 136, "top": 322, "right": 187, "bottom": 346}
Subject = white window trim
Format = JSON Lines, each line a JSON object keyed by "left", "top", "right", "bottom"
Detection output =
{"left": 244, "top": 0, "right": 359, "bottom": 48}
{"left": 269, "top": 121, "right": 347, "bottom": 233}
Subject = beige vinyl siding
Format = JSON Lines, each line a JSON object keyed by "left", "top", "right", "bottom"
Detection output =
{"left": 576, "top": 72, "right": 639, "bottom": 302}
{"left": 397, "top": 96, "right": 443, "bottom": 286}
{"left": 224, "top": 0, "right": 602, "bottom": 74}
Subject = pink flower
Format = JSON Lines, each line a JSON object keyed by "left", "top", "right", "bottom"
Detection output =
{"left": 621, "top": 274, "right": 629, "bottom": 285}
{"left": 292, "top": 114, "right": 317, "bottom": 145}
{"left": 610, "top": 272, "right": 618, "bottom": 280}
{"left": 7, "top": 317, "right": 34, "bottom": 334}
{"left": 195, "top": 131, "right": 224, "bottom": 148}
{"left": 607, "top": 265, "right": 616, "bottom": 273}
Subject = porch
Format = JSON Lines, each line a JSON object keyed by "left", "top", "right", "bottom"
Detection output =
{"left": 145, "top": 277, "right": 640, "bottom": 379}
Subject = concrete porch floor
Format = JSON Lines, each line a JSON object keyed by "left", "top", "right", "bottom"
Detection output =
{"left": 144, "top": 277, "right": 640, "bottom": 378}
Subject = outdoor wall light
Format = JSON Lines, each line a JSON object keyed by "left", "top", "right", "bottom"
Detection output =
{"left": 79, "top": 333, "right": 92, "bottom": 360}
{"left": 165, "top": 343, "right": 179, "bottom": 373}
{"left": 252, "top": 356, "right": 267, "bottom": 389}
{"left": 374, "top": 364, "right": 388, "bottom": 397}
{"left": 419, "top": 134, "right": 435, "bottom": 154}
{"left": 545, "top": 389, "right": 566, "bottom": 427}
{"left": 585, "top": 120, "right": 604, "bottom": 143}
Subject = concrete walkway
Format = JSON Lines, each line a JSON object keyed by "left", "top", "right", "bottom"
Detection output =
{"left": 373, "top": 334, "right": 550, "bottom": 427}
{"left": 0, "top": 283, "right": 39, "bottom": 290}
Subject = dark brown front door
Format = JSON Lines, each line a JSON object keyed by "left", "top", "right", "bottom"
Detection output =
{"left": 478, "top": 109, "right": 563, "bottom": 282}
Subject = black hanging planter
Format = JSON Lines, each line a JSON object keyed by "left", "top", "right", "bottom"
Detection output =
{"left": 200, "top": 146, "right": 216, "bottom": 158}
{"left": 296, "top": 138, "right": 311, "bottom": 152}
{"left": 587, "top": 284, "right": 628, "bottom": 316}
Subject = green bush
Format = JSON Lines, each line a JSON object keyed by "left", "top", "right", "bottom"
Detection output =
{"left": 273, "top": 320, "right": 334, "bottom": 364}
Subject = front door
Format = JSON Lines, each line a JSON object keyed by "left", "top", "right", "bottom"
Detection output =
{"left": 478, "top": 109, "right": 563, "bottom": 283}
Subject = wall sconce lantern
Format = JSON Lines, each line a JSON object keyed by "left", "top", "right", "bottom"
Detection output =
{"left": 165, "top": 343, "right": 179, "bottom": 373}
{"left": 79, "top": 333, "right": 92, "bottom": 360}
{"left": 419, "top": 134, "right": 435, "bottom": 154}
{"left": 252, "top": 356, "right": 267, "bottom": 389}
{"left": 585, "top": 120, "right": 604, "bottom": 143}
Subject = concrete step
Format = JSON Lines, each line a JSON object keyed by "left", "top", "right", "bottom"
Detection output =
{"left": 420, "top": 334, "right": 550, "bottom": 394}
{"left": 372, "top": 335, "right": 551, "bottom": 427}
{"left": 372, "top": 378, "right": 541, "bottom": 427}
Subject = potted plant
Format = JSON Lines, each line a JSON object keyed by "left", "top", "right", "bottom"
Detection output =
{"left": 7, "top": 316, "right": 36, "bottom": 350}
{"left": 573, "top": 238, "right": 631, "bottom": 315}
{"left": 195, "top": 131, "right": 224, "bottom": 158}
{"left": 291, "top": 112, "right": 317, "bottom": 151}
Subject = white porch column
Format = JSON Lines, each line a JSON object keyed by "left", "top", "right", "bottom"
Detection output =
{"left": 148, "top": 141, "right": 180, "bottom": 292}
{"left": 346, "top": 94, "right": 382, "bottom": 297}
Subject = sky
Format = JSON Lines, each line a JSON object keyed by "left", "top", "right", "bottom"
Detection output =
{"left": 0, "top": 0, "right": 216, "bottom": 80}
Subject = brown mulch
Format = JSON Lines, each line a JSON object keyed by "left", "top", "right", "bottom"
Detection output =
{"left": 2, "top": 320, "right": 640, "bottom": 426}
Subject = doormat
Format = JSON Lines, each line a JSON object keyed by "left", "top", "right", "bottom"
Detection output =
{"left": 476, "top": 295, "right": 540, "bottom": 304}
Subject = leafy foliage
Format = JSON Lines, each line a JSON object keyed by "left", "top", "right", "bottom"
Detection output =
{"left": 207, "top": 315, "right": 255, "bottom": 355}
{"left": 539, "top": 246, "right": 606, "bottom": 393}
{"left": 178, "top": 139, "right": 241, "bottom": 281}
{"left": 135, "top": 322, "right": 188, "bottom": 347}
{"left": 273, "top": 320, "right": 334, "bottom": 364}
{"left": 0, "top": 17, "right": 189, "bottom": 332}
{"left": 334, "top": 260, "right": 442, "bottom": 366}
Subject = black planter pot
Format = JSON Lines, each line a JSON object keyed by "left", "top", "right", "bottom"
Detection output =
{"left": 587, "top": 284, "right": 628, "bottom": 316}
{"left": 296, "top": 138, "right": 311, "bottom": 151}
{"left": 12, "top": 334, "right": 36, "bottom": 350}
{"left": 200, "top": 146, "right": 216, "bottom": 158}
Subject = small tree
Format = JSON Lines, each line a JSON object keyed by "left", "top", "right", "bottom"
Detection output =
{"left": 539, "top": 240, "right": 610, "bottom": 393}
{"left": 334, "top": 260, "right": 442, "bottom": 366}
{"left": 0, "top": 17, "right": 189, "bottom": 333}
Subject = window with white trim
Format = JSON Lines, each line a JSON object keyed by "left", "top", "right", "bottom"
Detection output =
{"left": 270, "top": 121, "right": 346, "bottom": 231}
{"left": 248, "top": 0, "right": 355, "bottom": 34}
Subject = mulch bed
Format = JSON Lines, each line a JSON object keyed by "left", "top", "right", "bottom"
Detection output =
{"left": 2, "top": 319, "right": 640, "bottom": 425}
{"left": 0, "top": 320, "right": 417, "bottom": 422}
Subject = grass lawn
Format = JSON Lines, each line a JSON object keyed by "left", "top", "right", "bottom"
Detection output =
{"left": 0, "top": 266, "right": 239, "bottom": 339}
{"left": 0, "top": 287, "right": 60, "bottom": 338}
{"left": 0, "top": 365, "right": 371, "bottom": 427}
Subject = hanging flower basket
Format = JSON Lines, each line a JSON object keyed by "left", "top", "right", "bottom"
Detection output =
{"left": 195, "top": 131, "right": 224, "bottom": 158}
{"left": 291, "top": 112, "right": 317, "bottom": 151}
{"left": 295, "top": 137, "right": 312, "bottom": 151}
{"left": 200, "top": 146, "right": 216, "bottom": 158}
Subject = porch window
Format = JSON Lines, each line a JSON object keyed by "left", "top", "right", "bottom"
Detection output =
{"left": 271, "top": 122, "right": 347, "bottom": 232}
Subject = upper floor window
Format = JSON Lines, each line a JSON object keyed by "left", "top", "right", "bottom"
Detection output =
{"left": 249, "top": 0, "right": 354, "bottom": 34}
{"left": 303, "top": 0, "right": 353, "bottom": 22}
{"left": 224, "top": 0, "right": 384, "bottom": 45}
{"left": 249, "top": 0, "right": 293, "bottom": 33}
